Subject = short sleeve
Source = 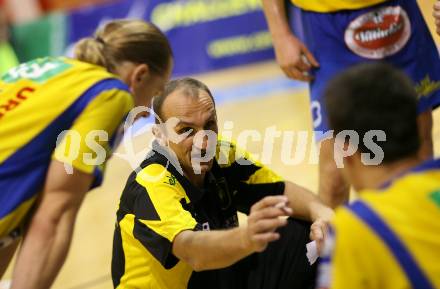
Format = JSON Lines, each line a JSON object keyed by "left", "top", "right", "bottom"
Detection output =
{"left": 216, "top": 139, "right": 285, "bottom": 214}
{"left": 131, "top": 164, "right": 198, "bottom": 267}
{"left": 53, "top": 87, "right": 133, "bottom": 186}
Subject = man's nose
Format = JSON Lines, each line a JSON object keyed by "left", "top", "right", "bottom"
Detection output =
{"left": 194, "top": 132, "right": 209, "bottom": 150}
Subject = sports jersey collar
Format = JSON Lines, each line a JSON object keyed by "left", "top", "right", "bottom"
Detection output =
{"left": 379, "top": 158, "right": 440, "bottom": 190}
{"left": 410, "top": 158, "right": 440, "bottom": 173}
{"left": 149, "top": 140, "right": 206, "bottom": 203}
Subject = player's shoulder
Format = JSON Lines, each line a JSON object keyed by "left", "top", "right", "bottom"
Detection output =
{"left": 332, "top": 199, "right": 379, "bottom": 241}
{"left": 59, "top": 57, "right": 130, "bottom": 92}
{"left": 133, "top": 152, "right": 188, "bottom": 198}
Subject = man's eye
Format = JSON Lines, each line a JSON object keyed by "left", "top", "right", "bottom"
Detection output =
{"left": 178, "top": 127, "right": 193, "bottom": 135}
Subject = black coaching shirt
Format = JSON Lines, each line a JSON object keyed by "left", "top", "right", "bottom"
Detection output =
{"left": 111, "top": 139, "right": 285, "bottom": 289}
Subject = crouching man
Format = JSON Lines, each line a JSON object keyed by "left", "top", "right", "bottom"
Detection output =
{"left": 111, "top": 78, "right": 333, "bottom": 289}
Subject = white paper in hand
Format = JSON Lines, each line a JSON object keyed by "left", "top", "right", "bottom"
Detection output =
{"left": 306, "top": 241, "right": 319, "bottom": 265}
{"left": 0, "top": 280, "right": 11, "bottom": 289}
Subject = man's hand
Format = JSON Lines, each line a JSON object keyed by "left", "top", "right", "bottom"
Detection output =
{"left": 272, "top": 34, "right": 319, "bottom": 82}
{"left": 434, "top": 1, "right": 440, "bottom": 35}
{"left": 262, "top": 0, "right": 319, "bottom": 82}
{"left": 243, "top": 195, "right": 292, "bottom": 253}
{"left": 308, "top": 202, "right": 334, "bottom": 254}
{"left": 309, "top": 218, "right": 329, "bottom": 254}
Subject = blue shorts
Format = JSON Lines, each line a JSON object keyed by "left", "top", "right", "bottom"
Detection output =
{"left": 290, "top": 0, "right": 440, "bottom": 139}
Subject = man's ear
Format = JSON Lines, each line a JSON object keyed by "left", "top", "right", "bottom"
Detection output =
{"left": 130, "top": 63, "right": 150, "bottom": 87}
{"left": 152, "top": 124, "right": 167, "bottom": 146}
{"left": 343, "top": 151, "right": 355, "bottom": 168}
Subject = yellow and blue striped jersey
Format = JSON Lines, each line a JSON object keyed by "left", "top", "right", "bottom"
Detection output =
{"left": 291, "top": 0, "right": 388, "bottom": 12}
{"left": 318, "top": 158, "right": 440, "bottom": 289}
{"left": 0, "top": 57, "right": 134, "bottom": 238}
{"left": 112, "top": 139, "right": 285, "bottom": 289}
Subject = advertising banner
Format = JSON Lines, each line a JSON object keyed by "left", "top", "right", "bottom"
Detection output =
{"left": 12, "top": 0, "right": 276, "bottom": 76}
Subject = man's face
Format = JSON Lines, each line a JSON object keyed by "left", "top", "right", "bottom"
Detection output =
{"left": 160, "top": 88, "right": 218, "bottom": 177}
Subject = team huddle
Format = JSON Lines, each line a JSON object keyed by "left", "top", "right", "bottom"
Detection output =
{"left": 1, "top": 0, "right": 440, "bottom": 289}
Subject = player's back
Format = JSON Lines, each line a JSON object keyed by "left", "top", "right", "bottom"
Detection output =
{"left": 0, "top": 57, "right": 132, "bottom": 238}
{"left": 0, "top": 57, "right": 123, "bottom": 162}
{"left": 330, "top": 159, "right": 440, "bottom": 289}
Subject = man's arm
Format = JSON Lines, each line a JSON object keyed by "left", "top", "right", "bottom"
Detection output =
{"left": 261, "top": 0, "right": 319, "bottom": 81}
{"left": 434, "top": 1, "right": 440, "bottom": 35}
{"left": 11, "top": 160, "right": 93, "bottom": 289}
{"left": 172, "top": 195, "right": 291, "bottom": 271}
{"left": 283, "top": 181, "right": 334, "bottom": 250}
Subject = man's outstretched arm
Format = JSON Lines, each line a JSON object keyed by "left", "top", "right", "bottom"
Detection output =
{"left": 172, "top": 195, "right": 291, "bottom": 271}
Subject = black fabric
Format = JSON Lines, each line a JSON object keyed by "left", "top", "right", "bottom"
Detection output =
{"left": 132, "top": 219, "right": 179, "bottom": 269}
{"left": 132, "top": 184, "right": 161, "bottom": 221}
{"left": 234, "top": 181, "right": 285, "bottom": 215}
{"left": 188, "top": 218, "right": 317, "bottom": 289}
{"left": 111, "top": 223, "right": 125, "bottom": 288}
{"left": 222, "top": 158, "right": 261, "bottom": 183}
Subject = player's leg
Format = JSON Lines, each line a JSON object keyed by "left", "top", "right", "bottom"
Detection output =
{"left": 391, "top": 0, "right": 440, "bottom": 161}
{"left": 417, "top": 109, "right": 434, "bottom": 161}
{"left": 318, "top": 138, "right": 350, "bottom": 208}
{"left": 0, "top": 238, "right": 20, "bottom": 279}
{"left": 310, "top": 77, "right": 350, "bottom": 208}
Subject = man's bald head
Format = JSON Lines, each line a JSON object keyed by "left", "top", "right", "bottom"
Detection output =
{"left": 153, "top": 78, "right": 215, "bottom": 123}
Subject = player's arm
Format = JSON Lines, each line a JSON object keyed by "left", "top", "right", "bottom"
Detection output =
{"left": 172, "top": 195, "right": 290, "bottom": 271}
{"left": 10, "top": 87, "right": 131, "bottom": 289}
{"left": 283, "top": 181, "right": 334, "bottom": 250}
{"left": 433, "top": 1, "right": 440, "bottom": 35}
{"left": 261, "top": 0, "right": 319, "bottom": 81}
{"left": 11, "top": 160, "right": 93, "bottom": 289}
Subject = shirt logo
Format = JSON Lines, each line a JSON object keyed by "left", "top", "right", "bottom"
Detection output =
{"left": 415, "top": 75, "right": 440, "bottom": 99}
{"left": 164, "top": 174, "right": 177, "bottom": 186}
{"left": 1, "top": 58, "right": 72, "bottom": 84}
{"left": 344, "top": 6, "right": 411, "bottom": 59}
{"left": 0, "top": 87, "right": 35, "bottom": 120}
{"left": 429, "top": 190, "right": 440, "bottom": 208}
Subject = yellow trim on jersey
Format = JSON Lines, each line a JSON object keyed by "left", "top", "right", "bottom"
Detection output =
{"left": 245, "top": 164, "right": 283, "bottom": 185}
{"left": 291, "top": 0, "right": 388, "bottom": 12}
{"left": 136, "top": 164, "right": 197, "bottom": 242}
{"left": 0, "top": 196, "right": 36, "bottom": 237}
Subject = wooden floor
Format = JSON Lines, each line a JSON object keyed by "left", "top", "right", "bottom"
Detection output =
{"left": 2, "top": 1, "right": 440, "bottom": 288}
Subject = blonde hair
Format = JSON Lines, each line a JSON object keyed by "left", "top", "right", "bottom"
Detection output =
{"left": 74, "top": 19, "right": 172, "bottom": 75}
